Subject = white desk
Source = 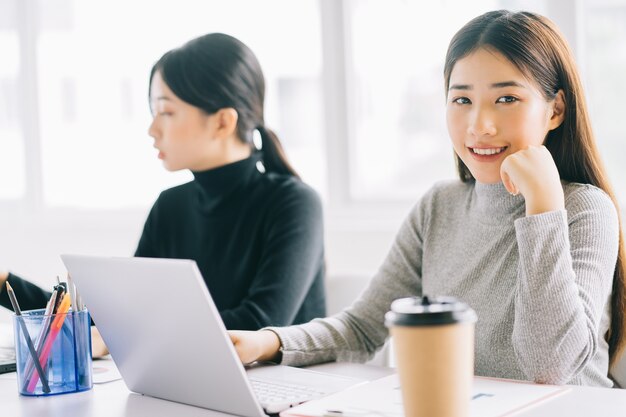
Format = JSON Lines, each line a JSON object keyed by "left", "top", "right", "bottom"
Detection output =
{"left": 1, "top": 360, "right": 625, "bottom": 417}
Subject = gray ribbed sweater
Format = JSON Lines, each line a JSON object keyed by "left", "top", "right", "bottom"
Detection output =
{"left": 270, "top": 180, "right": 619, "bottom": 387}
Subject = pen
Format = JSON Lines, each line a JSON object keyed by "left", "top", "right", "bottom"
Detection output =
{"left": 21, "top": 289, "right": 58, "bottom": 392}
{"left": 52, "top": 283, "right": 66, "bottom": 314}
{"left": 6, "top": 282, "right": 51, "bottom": 393}
{"left": 26, "top": 293, "right": 71, "bottom": 393}
{"left": 67, "top": 274, "right": 77, "bottom": 311}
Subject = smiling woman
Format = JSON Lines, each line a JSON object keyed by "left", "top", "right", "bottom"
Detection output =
{"left": 229, "top": 10, "right": 626, "bottom": 388}
{"left": 446, "top": 48, "right": 566, "bottom": 214}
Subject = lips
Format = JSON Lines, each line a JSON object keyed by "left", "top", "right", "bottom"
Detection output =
{"left": 469, "top": 146, "right": 507, "bottom": 155}
{"left": 467, "top": 146, "right": 508, "bottom": 162}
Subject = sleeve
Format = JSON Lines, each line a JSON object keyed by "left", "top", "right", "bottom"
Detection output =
{"left": 134, "top": 199, "right": 160, "bottom": 258}
{"left": 0, "top": 273, "right": 52, "bottom": 312}
{"left": 512, "top": 187, "right": 619, "bottom": 384}
{"left": 266, "top": 195, "right": 430, "bottom": 367}
{"left": 219, "top": 184, "right": 324, "bottom": 330}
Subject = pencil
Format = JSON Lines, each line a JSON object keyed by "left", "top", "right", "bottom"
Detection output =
{"left": 6, "top": 282, "right": 51, "bottom": 393}
{"left": 21, "top": 289, "right": 58, "bottom": 392}
{"left": 26, "top": 293, "right": 71, "bottom": 393}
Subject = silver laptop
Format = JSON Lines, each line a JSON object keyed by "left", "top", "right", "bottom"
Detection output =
{"left": 61, "top": 254, "right": 361, "bottom": 416}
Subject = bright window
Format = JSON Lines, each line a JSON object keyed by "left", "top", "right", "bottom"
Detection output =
{"left": 344, "top": 0, "right": 626, "bottom": 204}
{"left": 34, "top": 0, "right": 324, "bottom": 209}
{"left": 0, "top": 27, "right": 24, "bottom": 199}
{"left": 584, "top": 0, "right": 626, "bottom": 200}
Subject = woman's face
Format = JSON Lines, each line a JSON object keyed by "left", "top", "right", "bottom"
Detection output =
{"left": 446, "top": 48, "right": 562, "bottom": 184}
{"left": 148, "top": 70, "right": 220, "bottom": 172}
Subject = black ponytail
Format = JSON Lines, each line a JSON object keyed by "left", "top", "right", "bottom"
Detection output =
{"left": 150, "top": 33, "right": 299, "bottom": 178}
{"left": 254, "top": 126, "right": 300, "bottom": 178}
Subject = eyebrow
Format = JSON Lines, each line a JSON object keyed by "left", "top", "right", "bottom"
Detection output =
{"left": 448, "top": 81, "right": 526, "bottom": 91}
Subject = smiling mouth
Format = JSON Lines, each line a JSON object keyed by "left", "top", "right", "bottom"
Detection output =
{"left": 469, "top": 146, "right": 508, "bottom": 155}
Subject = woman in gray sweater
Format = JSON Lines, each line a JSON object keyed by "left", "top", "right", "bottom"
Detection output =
{"left": 230, "top": 10, "right": 626, "bottom": 387}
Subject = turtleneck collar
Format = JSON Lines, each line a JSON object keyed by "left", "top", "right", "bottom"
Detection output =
{"left": 192, "top": 154, "right": 263, "bottom": 211}
{"left": 472, "top": 181, "right": 525, "bottom": 220}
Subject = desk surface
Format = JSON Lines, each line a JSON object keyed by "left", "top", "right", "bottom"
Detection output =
{"left": 1, "top": 360, "right": 625, "bottom": 417}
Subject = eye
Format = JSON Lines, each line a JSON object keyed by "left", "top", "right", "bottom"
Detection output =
{"left": 452, "top": 97, "right": 471, "bottom": 105}
{"left": 496, "top": 96, "right": 518, "bottom": 104}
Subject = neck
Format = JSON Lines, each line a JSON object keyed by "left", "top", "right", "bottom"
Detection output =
{"left": 472, "top": 181, "right": 525, "bottom": 220}
{"left": 191, "top": 140, "right": 252, "bottom": 172}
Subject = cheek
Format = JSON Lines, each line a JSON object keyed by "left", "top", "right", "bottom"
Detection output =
{"left": 509, "top": 107, "right": 551, "bottom": 147}
{"left": 446, "top": 109, "right": 466, "bottom": 147}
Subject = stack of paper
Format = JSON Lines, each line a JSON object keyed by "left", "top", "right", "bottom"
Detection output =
{"left": 280, "top": 374, "right": 569, "bottom": 417}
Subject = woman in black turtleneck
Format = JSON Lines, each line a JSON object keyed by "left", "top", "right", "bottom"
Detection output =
{"left": 0, "top": 33, "right": 326, "bottom": 335}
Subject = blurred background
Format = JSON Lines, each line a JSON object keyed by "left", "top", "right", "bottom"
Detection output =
{"left": 1, "top": 0, "right": 625, "bottom": 323}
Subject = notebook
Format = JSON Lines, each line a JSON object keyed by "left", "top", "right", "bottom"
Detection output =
{"left": 61, "top": 254, "right": 361, "bottom": 416}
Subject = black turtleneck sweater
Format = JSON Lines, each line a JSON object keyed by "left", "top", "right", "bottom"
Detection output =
{"left": 1, "top": 155, "right": 326, "bottom": 330}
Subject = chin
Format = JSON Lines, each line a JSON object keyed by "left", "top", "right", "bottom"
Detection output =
{"left": 162, "top": 162, "right": 180, "bottom": 172}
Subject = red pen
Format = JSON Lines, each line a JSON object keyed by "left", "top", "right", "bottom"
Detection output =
{"left": 25, "top": 293, "right": 71, "bottom": 393}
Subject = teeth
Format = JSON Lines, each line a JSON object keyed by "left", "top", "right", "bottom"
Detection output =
{"left": 472, "top": 147, "right": 506, "bottom": 155}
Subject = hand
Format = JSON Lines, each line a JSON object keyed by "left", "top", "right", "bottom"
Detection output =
{"left": 91, "top": 326, "right": 110, "bottom": 358}
{"left": 500, "top": 145, "right": 564, "bottom": 216}
{"left": 228, "top": 330, "right": 282, "bottom": 365}
{"left": 0, "top": 272, "right": 8, "bottom": 291}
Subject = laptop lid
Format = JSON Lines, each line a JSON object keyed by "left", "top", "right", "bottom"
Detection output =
{"left": 61, "top": 254, "right": 266, "bottom": 417}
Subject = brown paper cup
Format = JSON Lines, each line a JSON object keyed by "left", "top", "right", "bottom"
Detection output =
{"left": 386, "top": 296, "right": 476, "bottom": 417}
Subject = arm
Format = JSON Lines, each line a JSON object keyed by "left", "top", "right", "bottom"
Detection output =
{"left": 501, "top": 146, "right": 618, "bottom": 383}
{"left": 134, "top": 202, "right": 160, "bottom": 258}
{"left": 0, "top": 272, "right": 52, "bottom": 312}
{"left": 512, "top": 187, "right": 618, "bottom": 384}
{"left": 219, "top": 184, "right": 324, "bottom": 330}
{"left": 261, "top": 196, "right": 430, "bottom": 367}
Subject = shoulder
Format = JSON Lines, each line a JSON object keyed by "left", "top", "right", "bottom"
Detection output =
{"left": 399, "top": 179, "right": 470, "bottom": 236}
{"left": 562, "top": 182, "right": 618, "bottom": 227}
{"left": 261, "top": 173, "right": 322, "bottom": 210}
{"left": 409, "top": 179, "right": 471, "bottom": 216}
{"left": 563, "top": 182, "right": 617, "bottom": 216}
{"left": 428, "top": 179, "right": 473, "bottom": 202}
{"left": 151, "top": 181, "right": 196, "bottom": 210}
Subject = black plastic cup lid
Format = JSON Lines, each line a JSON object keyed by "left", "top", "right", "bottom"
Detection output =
{"left": 385, "top": 295, "right": 477, "bottom": 326}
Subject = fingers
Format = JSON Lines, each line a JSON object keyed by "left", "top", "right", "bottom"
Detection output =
{"left": 500, "top": 156, "right": 518, "bottom": 195}
{"left": 90, "top": 326, "right": 109, "bottom": 358}
{"left": 228, "top": 330, "right": 255, "bottom": 364}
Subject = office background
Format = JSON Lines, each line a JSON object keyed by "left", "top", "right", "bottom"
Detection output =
{"left": 1, "top": 0, "right": 625, "bottom": 324}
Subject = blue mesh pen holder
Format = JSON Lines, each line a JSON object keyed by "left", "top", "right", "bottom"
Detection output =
{"left": 13, "top": 308, "right": 93, "bottom": 396}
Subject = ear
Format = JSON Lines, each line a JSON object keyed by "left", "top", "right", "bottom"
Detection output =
{"left": 548, "top": 89, "right": 565, "bottom": 131}
{"left": 212, "top": 108, "right": 239, "bottom": 139}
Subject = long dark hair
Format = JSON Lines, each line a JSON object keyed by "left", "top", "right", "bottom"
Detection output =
{"left": 443, "top": 10, "right": 626, "bottom": 366}
{"left": 149, "top": 33, "right": 299, "bottom": 178}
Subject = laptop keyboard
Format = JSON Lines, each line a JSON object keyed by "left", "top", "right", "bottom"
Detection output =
{"left": 249, "top": 377, "right": 326, "bottom": 404}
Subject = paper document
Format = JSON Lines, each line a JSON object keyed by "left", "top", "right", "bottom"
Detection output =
{"left": 92, "top": 358, "right": 123, "bottom": 384}
{"left": 0, "top": 323, "right": 15, "bottom": 362}
{"left": 281, "top": 374, "right": 570, "bottom": 417}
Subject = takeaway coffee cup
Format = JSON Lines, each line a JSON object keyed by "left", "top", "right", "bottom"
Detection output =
{"left": 385, "top": 296, "right": 477, "bottom": 417}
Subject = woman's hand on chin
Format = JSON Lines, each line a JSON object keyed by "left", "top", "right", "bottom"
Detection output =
{"left": 500, "top": 145, "right": 564, "bottom": 216}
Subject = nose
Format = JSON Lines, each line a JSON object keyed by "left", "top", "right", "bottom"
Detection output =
{"left": 148, "top": 117, "right": 159, "bottom": 140}
{"left": 467, "top": 106, "right": 497, "bottom": 138}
